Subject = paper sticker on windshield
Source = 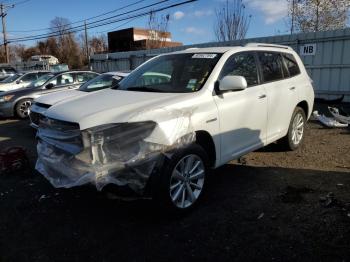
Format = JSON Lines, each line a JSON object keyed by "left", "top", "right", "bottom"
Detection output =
{"left": 112, "top": 76, "right": 121, "bottom": 80}
{"left": 192, "top": 54, "right": 217, "bottom": 59}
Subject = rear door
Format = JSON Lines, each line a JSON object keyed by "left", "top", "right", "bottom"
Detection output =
{"left": 257, "top": 52, "right": 299, "bottom": 143}
{"left": 213, "top": 52, "right": 268, "bottom": 163}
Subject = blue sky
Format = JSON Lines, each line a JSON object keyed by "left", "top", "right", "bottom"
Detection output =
{"left": 3, "top": 0, "right": 292, "bottom": 47}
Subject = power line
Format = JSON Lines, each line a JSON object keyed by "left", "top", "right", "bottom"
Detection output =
{"left": 7, "top": 0, "right": 146, "bottom": 33}
{"left": 0, "top": 1, "right": 26, "bottom": 62}
{"left": 8, "top": 0, "right": 31, "bottom": 6}
{"left": 6, "top": 0, "right": 196, "bottom": 44}
{"left": 8, "top": 0, "right": 171, "bottom": 41}
{"left": 96, "top": 16, "right": 142, "bottom": 34}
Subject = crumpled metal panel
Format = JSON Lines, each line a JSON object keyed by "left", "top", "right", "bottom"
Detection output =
{"left": 35, "top": 108, "right": 196, "bottom": 194}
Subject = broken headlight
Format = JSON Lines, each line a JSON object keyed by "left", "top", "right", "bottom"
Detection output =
{"left": 82, "top": 121, "right": 157, "bottom": 164}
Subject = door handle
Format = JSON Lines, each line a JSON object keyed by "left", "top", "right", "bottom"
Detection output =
{"left": 289, "top": 86, "right": 296, "bottom": 90}
{"left": 258, "top": 94, "right": 266, "bottom": 99}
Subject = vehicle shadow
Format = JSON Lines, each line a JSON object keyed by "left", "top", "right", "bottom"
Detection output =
{"left": 0, "top": 118, "right": 37, "bottom": 163}
{"left": 1, "top": 164, "right": 350, "bottom": 261}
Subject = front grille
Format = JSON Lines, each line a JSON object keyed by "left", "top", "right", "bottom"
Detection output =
{"left": 29, "top": 111, "right": 41, "bottom": 126}
{"left": 39, "top": 117, "right": 80, "bottom": 131}
{"left": 37, "top": 117, "right": 83, "bottom": 154}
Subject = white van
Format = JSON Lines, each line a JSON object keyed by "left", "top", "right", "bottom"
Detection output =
{"left": 35, "top": 43, "right": 314, "bottom": 211}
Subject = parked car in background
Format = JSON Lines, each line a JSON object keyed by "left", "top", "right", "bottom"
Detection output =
{"left": 29, "top": 71, "right": 129, "bottom": 128}
{"left": 35, "top": 44, "right": 314, "bottom": 211}
{"left": 0, "top": 71, "right": 50, "bottom": 92}
{"left": 0, "top": 70, "right": 99, "bottom": 119}
{"left": 0, "top": 65, "right": 17, "bottom": 81}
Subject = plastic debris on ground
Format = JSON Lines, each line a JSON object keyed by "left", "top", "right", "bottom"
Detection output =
{"left": 319, "top": 192, "right": 336, "bottom": 207}
{"left": 328, "top": 106, "right": 350, "bottom": 124}
{"left": 312, "top": 111, "right": 348, "bottom": 128}
{"left": 257, "top": 213, "right": 264, "bottom": 220}
{"left": 35, "top": 107, "right": 197, "bottom": 194}
{"left": 0, "top": 146, "right": 29, "bottom": 174}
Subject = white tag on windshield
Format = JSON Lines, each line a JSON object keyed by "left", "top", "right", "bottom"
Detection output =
{"left": 192, "top": 54, "right": 217, "bottom": 59}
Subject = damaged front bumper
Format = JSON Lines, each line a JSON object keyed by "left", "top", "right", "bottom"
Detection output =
{"left": 35, "top": 108, "right": 196, "bottom": 194}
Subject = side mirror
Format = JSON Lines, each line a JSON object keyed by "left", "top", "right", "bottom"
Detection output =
{"left": 45, "top": 83, "right": 54, "bottom": 89}
{"left": 217, "top": 75, "right": 247, "bottom": 93}
{"left": 16, "top": 80, "right": 22, "bottom": 84}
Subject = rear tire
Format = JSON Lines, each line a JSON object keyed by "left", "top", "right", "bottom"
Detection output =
{"left": 281, "top": 107, "right": 306, "bottom": 151}
{"left": 153, "top": 144, "right": 209, "bottom": 213}
{"left": 15, "top": 99, "right": 33, "bottom": 119}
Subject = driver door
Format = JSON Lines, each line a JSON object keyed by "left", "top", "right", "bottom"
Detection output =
{"left": 41, "top": 73, "right": 75, "bottom": 95}
{"left": 213, "top": 52, "right": 268, "bottom": 163}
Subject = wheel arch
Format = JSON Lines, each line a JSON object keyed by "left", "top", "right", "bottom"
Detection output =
{"left": 13, "top": 97, "right": 34, "bottom": 115}
{"left": 296, "top": 100, "right": 309, "bottom": 119}
{"left": 195, "top": 130, "right": 216, "bottom": 168}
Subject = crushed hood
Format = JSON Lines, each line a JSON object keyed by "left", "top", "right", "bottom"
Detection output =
{"left": 45, "top": 89, "right": 193, "bottom": 130}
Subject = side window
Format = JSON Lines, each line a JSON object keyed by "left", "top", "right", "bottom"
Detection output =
{"left": 282, "top": 53, "right": 300, "bottom": 77}
{"left": 258, "top": 52, "right": 284, "bottom": 82}
{"left": 76, "top": 72, "right": 97, "bottom": 83}
{"left": 219, "top": 52, "right": 259, "bottom": 87}
{"left": 38, "top": 72, "right": 49, "bottom": 77}
{"left": 59, "top": 73, "right": 74, "bottom": 85}
{"left": 48, "top": 73, "right": 74, "bottom": 87}
{"left": 21, "top": 73, "right": 37, "bottom": 82}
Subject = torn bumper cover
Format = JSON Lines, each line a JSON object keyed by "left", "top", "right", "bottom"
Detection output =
{"left": 35, "top": 109, "right": 195, "bottom": 194}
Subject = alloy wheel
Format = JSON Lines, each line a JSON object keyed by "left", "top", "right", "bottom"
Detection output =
{"left": 19, "top": 100, "right": 32, "bottom": 117}
{"left": 291, "top": 112, "right": 304, "bottom": 145}
{"left": 169, "top": 154, "right": 205, "bottom": 209}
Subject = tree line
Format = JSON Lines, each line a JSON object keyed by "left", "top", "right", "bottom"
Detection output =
{"left": 0, "top": 17, "right": 108, "bottom": 68}
{"left": 214, "top": 0, "right": 350, "bottom": 42}
{"left": 1, "top": 0, "right": 349, "bottom": 68}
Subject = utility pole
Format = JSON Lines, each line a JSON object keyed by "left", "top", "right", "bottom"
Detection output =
{"left": 291, "top": 0, "right": 295, "bottom": 35}
{"left": 84, "top": 20, "right": 90, "bottom": 69}
{"left": 0, "top": 3, "right": 9, "bottom": 63}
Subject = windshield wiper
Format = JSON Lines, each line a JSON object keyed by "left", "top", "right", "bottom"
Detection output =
{"left": 126, "top": 86, "right": 164, "bottom": 92}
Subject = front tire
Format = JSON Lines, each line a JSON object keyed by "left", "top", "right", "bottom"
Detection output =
{"left": 154, "top": 144, "right": 209, "bottom": 212}
{"left": 282, "top": 107, "right": 306, "bottom": 151}
{"left": 15, "top": 99, "right": 33, "bottom": 119}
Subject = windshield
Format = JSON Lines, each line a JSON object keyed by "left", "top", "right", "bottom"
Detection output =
{"left": 1, "top": 74, "right": 22, "bottom": 83}
{"left": 117, "top": 53, "right": 222, "bottom": 93}
{"left": 31, "top": 73, "right": 54, "bottom": 88}
{"left": 79, "top": 74, "right": 122, "bottom": 92}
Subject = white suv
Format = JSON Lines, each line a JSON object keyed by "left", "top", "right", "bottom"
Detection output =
{"left": 35, "top": 43, "right": 314, "bottom": 211}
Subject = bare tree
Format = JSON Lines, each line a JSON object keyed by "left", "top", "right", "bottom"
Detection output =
{"left": 49, "top": 17, "right": 83, "bottom": 68}
{"left": 290, "top": 0, "right": 350, "bottom": 33}
{"left": 214, "top": 0, "right": 251, "bottom": 42}
{"left": 146, "top": 11, "right": 170, "bottom": 49}
{"left": 12, "top": 44, "right": 27, "bottom": 62}
{"left": 89, "top": 35, "right": 108, "bottom": 54}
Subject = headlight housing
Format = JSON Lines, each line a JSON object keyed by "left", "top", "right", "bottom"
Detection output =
{"left": 81, "top": 121, "right": 157, "bottom": 164}
{"left": 0, "top": 95, "right": 14, "bottom": 103}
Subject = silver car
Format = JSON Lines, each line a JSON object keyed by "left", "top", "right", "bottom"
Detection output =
{"left": 0, "top": 71, "right": 50, "bottom": 92}
{"left": 0, "top": 70, "right": 99, "bottom": 119}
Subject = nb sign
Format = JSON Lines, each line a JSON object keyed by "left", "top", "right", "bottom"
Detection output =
{"left": 300, "top": 44, "right": 316, "bottom": 56}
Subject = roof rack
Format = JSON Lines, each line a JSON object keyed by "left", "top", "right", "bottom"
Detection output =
{"left": 245, "top": 43, "right": 293, "bottom": 51}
